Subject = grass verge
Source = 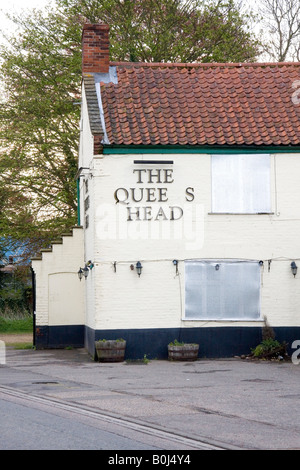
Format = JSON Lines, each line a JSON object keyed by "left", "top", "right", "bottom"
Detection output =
{"left": 8, "top": 342, "right": 34, "bottom": 349}
{"left": 0, "top": 309, "right": 33, "bottom": 333}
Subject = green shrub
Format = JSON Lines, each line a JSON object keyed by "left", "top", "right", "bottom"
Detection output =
{"left": 250, "top": 316, "right": 287, "bottom": 360}
{"left": 251, "top": 338, "right": 286, "bottom": 359}
{"left": 168, "top": 339, "right": 185, "bottom": 346}
{"left": 96, "top": 338, "right": 125, "bottom": 342}
{"left": 0, "top": 267, "right": 32, "bottom": 313}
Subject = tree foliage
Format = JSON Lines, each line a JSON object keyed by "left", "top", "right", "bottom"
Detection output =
{"left": 59, "top": 0, "right": 260, "bottom": 62}
{"left": 258, "top": 0, "right": 300, "bottom": 61}
{"left": 0, "top": 7, "right": 81, "bottom": 260}
{"left": 0, "top": 0, "right": 260, "bottom": 262}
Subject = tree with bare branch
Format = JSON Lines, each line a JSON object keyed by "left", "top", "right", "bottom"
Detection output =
{"left": 258, "top": 0, "right": 300, "bottom": 61}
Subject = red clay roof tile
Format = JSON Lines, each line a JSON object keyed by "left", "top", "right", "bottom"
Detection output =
{"left": 100, "top": 62, "right": 300, "bottom": 147}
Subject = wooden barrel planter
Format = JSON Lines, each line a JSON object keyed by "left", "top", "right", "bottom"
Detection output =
{"left": 168, "top": 342, "right": 199, "bottom": 361}
{"left": 95, "top": 339, "right": 126, "bottom": 362}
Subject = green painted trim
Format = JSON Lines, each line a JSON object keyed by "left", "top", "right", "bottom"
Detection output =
{"left": 103, "top": 145, "right": 300, "bottom": 155}
{"left": 77, "top": 178, "right": 80, "bottom": 226}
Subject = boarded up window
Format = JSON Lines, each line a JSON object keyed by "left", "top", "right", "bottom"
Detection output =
{"left": 211, "top": 154, "right": 271, "bottom": 213}
{"left": 185, "top": 260, "right": 261, "bottom": 320}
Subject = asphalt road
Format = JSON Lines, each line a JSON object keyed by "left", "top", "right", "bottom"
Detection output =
{"left": 0, "top": 392, "right": 173, "bottom": 450}
{"left": 1, "top": 346, "right": 300, "bottom": 451}
{"left": 0, "top": 396, "right": 149, "bottom": 450}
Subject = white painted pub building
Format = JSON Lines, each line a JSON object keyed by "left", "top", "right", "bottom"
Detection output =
{"left": 31, "top": 24, "right": 300, "bottom": 359}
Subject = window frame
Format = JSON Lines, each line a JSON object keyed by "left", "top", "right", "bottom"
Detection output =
{"left": 211, "top": 153, "right": 271, "bottom": 214}
{"left": 184, "top": 259, "right": 262, "bottom": 321}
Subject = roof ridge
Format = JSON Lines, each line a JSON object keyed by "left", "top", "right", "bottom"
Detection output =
{"left": 110, "top": 61, "right": 300, "bottom": 69}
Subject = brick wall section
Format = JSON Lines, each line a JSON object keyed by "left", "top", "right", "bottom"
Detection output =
{"left": 93, "top": 135, "right": 103, "bottom": 154}
{"left": 82, "top": 24, "right": 110, "bottom": 74}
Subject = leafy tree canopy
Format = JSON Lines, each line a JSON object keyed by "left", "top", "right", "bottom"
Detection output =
{"left": 0, "top": 0, "right": 261, "bottom": 262}
{"left": 59, "top": 0, "right": 261, "bottom": 62}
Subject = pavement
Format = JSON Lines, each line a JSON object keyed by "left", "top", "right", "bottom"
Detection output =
{"left": 0, "top": 333, "right": 32, "bottom": 344}
{"left": 0, "top": 343, "right": 300, "bottom": 450}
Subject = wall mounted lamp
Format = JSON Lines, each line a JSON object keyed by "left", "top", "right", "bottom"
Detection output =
{"left": 136, "top": 261, "right": 143, "bottom": 277}
{"left": 78, "top": 260, "right": 94, "bottom": 281}
{"left": 173, "top": 259, "right": 179, "bottom": 275}
{"left": 215, "top": 264, "right": 220, "bottom": 271}
{"left": 291, "top": 261, "right": 298, "bottom": 277}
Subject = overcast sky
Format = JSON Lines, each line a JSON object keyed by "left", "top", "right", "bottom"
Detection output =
{"left": 0, "top": 0, "right": 52, "bottom": 36}
{"left": 0, "top": 0, "right": 265, "bottom": 51}
{"left": 0, "top": 0, "right": 261, "bottom": 32}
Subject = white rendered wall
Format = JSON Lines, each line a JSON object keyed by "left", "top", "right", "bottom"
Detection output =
{"left": 78, "top": 83, "right": 94, "bottom": 170}
{"left": 78, "top": 81, "right": 97, "bottom": 329}
{"left": 32, "top": 228, "right": 85, "bottom": 326}
{"left": 82, "top": 152, "right": 300, "bottom": 331}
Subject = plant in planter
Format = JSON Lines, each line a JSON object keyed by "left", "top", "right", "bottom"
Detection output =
{"left": 95, "top": 338, "right": 126, "bottom": 362}
{"left": 168, "top": 339, "right": 199, "bottom": 361}
{"left": 250, "top": 338, "right": 287, "bottom": 360}
{"left": 248, "top": 316, "right": 288, "bottom": 361}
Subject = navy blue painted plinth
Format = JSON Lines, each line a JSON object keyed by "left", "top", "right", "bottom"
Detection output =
{"left": 35, "top": 325, "right": 84, "bottom": 349}
{"left": 35, "top": 324, "right": 300, "bottom": 360}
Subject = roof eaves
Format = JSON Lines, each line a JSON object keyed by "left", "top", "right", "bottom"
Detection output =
{"left": 82, "top": 73, "right": 105, "bottom": 141}
{"left": 102, "top": 143, "right": 300, "bottom": 154}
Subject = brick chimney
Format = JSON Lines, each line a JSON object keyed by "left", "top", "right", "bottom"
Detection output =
{"left": 82, "top": 24, "right": 110, "bottom": 74}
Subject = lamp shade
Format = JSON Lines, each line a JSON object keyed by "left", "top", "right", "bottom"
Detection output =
{"left": 291, "top": 261, "right": 297, "bottom": 277}
{"left": 136, "top": 261, "right": 143, "bottom": 277}
{"left": 83, "top": 266, "right": 89, "bottom": 278}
